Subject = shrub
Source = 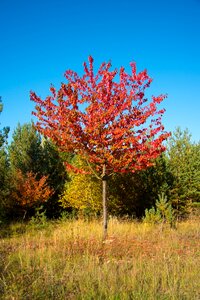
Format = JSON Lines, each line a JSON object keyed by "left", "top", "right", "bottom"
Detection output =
{"left": 143, "top": 192, "right": 175, "bottom": 227}
{"left": 11, "top": 170, "right": 53, "bottom": 217}
{"left": 59, "top": 156, "right": 102, "bottom": 216}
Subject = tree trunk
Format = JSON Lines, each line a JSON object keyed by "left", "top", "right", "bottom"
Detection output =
{"left": 102, "top": 164, "right": 107, "bottom": 239}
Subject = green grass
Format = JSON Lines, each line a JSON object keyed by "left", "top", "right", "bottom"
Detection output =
{"left": 0, "top": 217, "right": 199, "bottom": 299}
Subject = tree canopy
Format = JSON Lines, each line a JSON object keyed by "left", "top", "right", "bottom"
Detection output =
{"left": 31, "top": 56, "right": 170, "bottom": 176}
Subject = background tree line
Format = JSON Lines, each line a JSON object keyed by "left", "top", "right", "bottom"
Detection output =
{"left": 0, "top": 106, "right": 199, "bottom": 223}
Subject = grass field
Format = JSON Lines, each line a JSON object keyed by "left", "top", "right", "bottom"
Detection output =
{"left": 0, "top": 217, "right": 199, "bottom": 299}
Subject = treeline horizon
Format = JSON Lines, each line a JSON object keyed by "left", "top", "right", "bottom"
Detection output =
{"left": 0, "top": 119, "right": 199, "bottom": 223}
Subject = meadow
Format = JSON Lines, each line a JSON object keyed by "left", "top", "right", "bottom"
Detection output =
{"left": 0, "top": 217, "right": 199, "bottom": 299}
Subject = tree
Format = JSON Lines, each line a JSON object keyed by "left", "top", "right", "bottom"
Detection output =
{"left": 0, "top": 147, "right": 10, "bottom": 222}
{"left": 143, "top": 192, "right": 174, "bottom": 227}
{"left": 166, "top": 128, "right": 200, "bottom": 217}
{"left": 0, "top": 97, "right": 10, "bottom": 222}
{"left": 109, "top": 154, "right": 173, "bottom": 218}
{"left": 40, "top": 138, "right": 68, "bottom": 218}
{"left": 9, "top": 123, "right": 68, "bottom": 218}
{"left": 9, "top": 122, "right": 43, "bottom": 175}
{"left": 31, "top": 56, "right": 170, "bottom": 238}
{"left": 0, "top": 97, "right": 9, "bottom": 148}
{"left": 60, "top": 155, "right": 102, "bottom": 216}
{"left": 11, "top": 170, "right": 53, "bottom": 217}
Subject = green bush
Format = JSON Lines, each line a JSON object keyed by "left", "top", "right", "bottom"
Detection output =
{"left": 28, "top": 206, "right": 48, "bottom": 229}
{"left": 143, "top": 193, "right": 175, "bottom": 227}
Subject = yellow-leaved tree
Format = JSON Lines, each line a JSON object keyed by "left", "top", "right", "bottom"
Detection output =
{"left": 59, "top": 156, "right": 102, "bottom": 215}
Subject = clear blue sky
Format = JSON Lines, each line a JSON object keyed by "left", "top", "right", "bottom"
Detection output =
{"left": 1, "top": 0, "right": 200, "bottom": 142}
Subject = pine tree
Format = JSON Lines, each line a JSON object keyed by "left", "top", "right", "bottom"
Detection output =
{"left": 0, "top": 98, "right": 10, "bottom": 222}
{"left": 9, "top": 122, "right": 43, "bottom": 175}
{"left": 8, "top": 123, "right": 68, "bottom": 218}
{"left": 108, "top": 154, "right": 173, "bottom": 217}
{"left": 166, "top": 128, "right": 200, "bottom": 217}
{"left": 0, "top": 147, "right": 11, "bottom": 221}
{"left": 0, "top": 97, "right": 9, "bottom": 148}
{"left": 39, "top": 138, "right": 68, "bottom": 217}
{"left": 143, "top": 192, "right": 174, "bottom": 227}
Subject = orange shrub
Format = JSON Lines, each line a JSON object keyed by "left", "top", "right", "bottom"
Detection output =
{"left": 12, "top": 170, "right": 53, "bottom": 208}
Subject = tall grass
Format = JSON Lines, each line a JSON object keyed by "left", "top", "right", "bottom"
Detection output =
{"left": 0, "top": 217, "right": 199, "bottom": 299}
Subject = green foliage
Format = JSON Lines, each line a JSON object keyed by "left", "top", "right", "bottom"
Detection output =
{"left": 0, "top": 97, "right": 10, "bottom": 148}
{"left": 0, "top": 99, "right": 10, "bottom": 222}
{"left": 59, "top": 210, "right": 78, "bottom": 222}
{"left": 166, "top": 127, "right": 200, "bottom": 217}
{"left": 0, "top": 147, "right": 11, "bottom": 222}
{"left": 143, "top": 193, "right": 175, "bottom": 226}
{"left": 59, "top": 154, "right": 173, "bottom": 219}
{"left": 108, "top": 155, "right": 173, "bottom": 217}
{"left": 1, "top": 120, "right": 199, "bottom": 222}
{"left": 191, "top": 202, "right": 200, "bottom": 217}
{"left": 39, "top": 138, "right": 68, "bottom": 218}
{"left": 60, "top": 156, "right": 102, "bottom": 216}
{"left": 9, "top": 122, "right": 43, "bottom": 175}
{"left": 8, "top": 123, "right": 68, "bottom": 219}
{"left": 7, "top": 123, "right": 44, "bottom": 218}
{"left": 28, "top": 206, "right": 48, "bottom": 229}
{"left": 40, "top": 138, "right": 67, "bottom": 191}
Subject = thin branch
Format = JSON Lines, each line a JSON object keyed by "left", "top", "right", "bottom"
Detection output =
{"left": 85, "top": 158, "right": 102, "bottom": 180}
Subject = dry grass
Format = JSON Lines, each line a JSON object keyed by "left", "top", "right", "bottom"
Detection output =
{"left": 0, "top": 217, "right": 199, "bottom": 299}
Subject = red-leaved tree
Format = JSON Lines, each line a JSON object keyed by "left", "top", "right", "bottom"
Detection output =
{"left": 31, "top": 56, "right": 170, "bottom": 237}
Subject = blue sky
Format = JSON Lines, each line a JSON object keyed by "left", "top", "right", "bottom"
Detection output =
{"left": 0, "top": 0, "right": 200, "bottom": 142}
